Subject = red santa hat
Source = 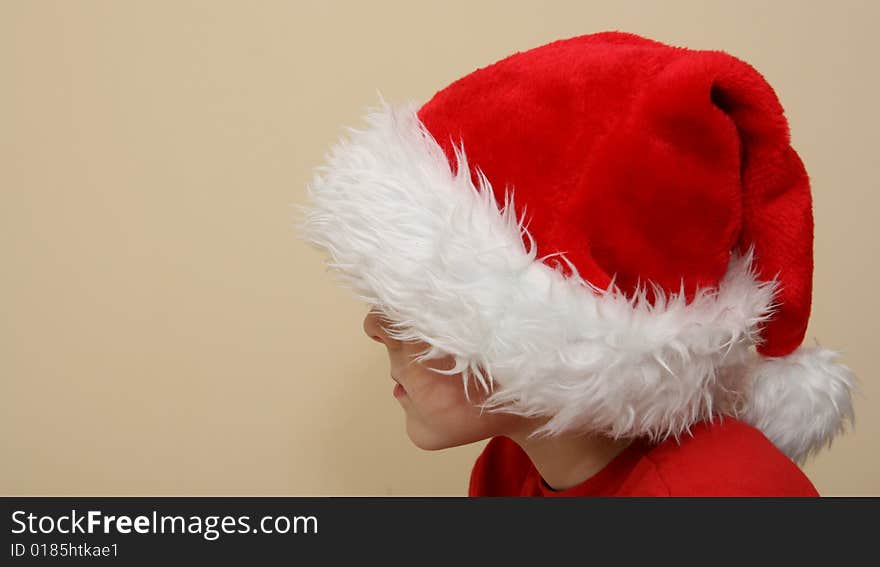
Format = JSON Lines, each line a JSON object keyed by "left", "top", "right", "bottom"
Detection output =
{"left": 298, "top": 31, "right": 857, "bottom": 464}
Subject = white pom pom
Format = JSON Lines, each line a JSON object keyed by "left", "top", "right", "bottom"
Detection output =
{"left": 739, "top": 341, "right": 858, "bottom": 465}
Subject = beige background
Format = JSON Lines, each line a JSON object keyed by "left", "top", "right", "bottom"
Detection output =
{"left": 1, "top": 0, "right": 876, "bottom": 495}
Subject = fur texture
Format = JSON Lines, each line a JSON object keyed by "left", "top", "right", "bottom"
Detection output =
{"left": 296, "top": 99, "right": 855, "bottom": 462}
{"left": 738, "top": 343, "right": 857, "bottom": 464}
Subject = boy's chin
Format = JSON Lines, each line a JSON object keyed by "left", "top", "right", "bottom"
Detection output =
{"left": 405, "top": 423, "right": 491, "bottom": 451}
{"left": 409, "top": 437, "right": 454, "bottom": 451}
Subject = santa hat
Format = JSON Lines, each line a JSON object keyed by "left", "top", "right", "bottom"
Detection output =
{"left": 297, "top": 31, "right": 857, "bottom": 465}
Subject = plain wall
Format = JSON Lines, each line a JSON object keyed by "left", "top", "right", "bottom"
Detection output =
{"left": 1, "top": 0, "right": 876, "bottom": 495}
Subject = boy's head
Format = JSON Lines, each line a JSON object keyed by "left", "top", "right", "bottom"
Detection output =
{"left": 299, "top": 31, "right": 856, "bottom": 464}
{"left": 363, "top": 309, "right": 530, "bottom": 450}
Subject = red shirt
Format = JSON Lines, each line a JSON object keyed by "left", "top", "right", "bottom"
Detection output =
{"left": 469, "top": 417, "right": 819, "bottom": 496}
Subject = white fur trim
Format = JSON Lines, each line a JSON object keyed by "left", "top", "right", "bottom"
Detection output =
{"left": 738, "top": 343, "right": 857, "bottom": 464}
{"left": 296, "top": 98, "right": 853, "bottom": 458}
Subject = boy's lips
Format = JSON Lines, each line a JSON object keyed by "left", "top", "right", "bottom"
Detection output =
{"left": 391, "top": 374, "right": 407, "bottom": 398}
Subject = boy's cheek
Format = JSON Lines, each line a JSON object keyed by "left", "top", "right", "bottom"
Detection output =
{"left": 410, "top": 375, "right": 471, "bottom": 417}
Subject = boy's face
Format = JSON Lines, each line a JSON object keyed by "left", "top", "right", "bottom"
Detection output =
{"left": 363, "top": 309, "right": 527, "bottom": 450}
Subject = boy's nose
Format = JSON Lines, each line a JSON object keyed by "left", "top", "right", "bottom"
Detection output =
{"left": 363, "top": 309, "right": 386, "bottom": 344}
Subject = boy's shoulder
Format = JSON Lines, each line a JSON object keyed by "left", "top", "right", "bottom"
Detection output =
{"left": 631, "top": 416, "right": 820, "bottom": 496}
{"left": 469, "top": 417, "right": 820, "bottom": 496}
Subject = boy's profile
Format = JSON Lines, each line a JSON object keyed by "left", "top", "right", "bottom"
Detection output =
{"left": 298, "top": 31, "right": 857, "bottom": 496}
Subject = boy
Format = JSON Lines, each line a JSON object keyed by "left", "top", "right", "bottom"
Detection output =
{"left": 299, "top": 31, "right": 857, "bottom": 496}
